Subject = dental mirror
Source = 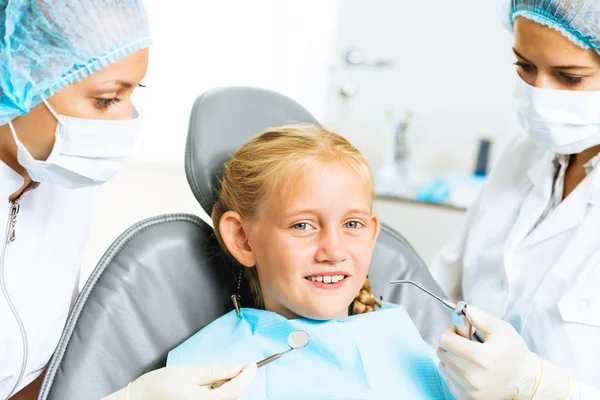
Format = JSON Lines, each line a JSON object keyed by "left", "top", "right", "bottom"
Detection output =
{"left": 287, "top": 330, "right": 309, "bottom": 350}
{"left": 257, "top": 329, "right": 309, "bottom": 367}
{"left": 210, "top": 330, "right": 309, "bottom": 390}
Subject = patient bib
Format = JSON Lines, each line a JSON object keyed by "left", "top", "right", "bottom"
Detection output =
{"left": 168, "top": 304, "right": 454, "bottom": 399}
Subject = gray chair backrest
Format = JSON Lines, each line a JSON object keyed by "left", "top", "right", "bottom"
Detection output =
{"left": 368, "top": 224, "right": 450, "bottom": 344}
{"left": 39, "top": 87, "right": 449, "bottom": 400}
{"left": 39, "top": 215, "right": 237, "bottom": 400}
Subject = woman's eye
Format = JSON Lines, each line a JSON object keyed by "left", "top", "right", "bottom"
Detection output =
{"left": 558, "top": 72, "right": 583, "bottom": 86}
{"left": 344, "top": 221, "right": 364, "bottom": 229}
{"left": 514, "top": 61, "right": 536, "bottom": 72}
{"left": 95, "top": 97, "right": 121, "bottom": 110}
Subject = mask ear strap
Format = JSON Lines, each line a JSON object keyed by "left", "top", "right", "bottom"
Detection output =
{"left": 7, "top": 120, "right": 20, "bottom": 143}
{"left": 42, "top": 99, "right": 63, "bottom": 124}
{"left": 8, "top": 100, "right": 61, "bottom": 143}
{"left": 28, "top": 75, "right": 63, "bottom": 123}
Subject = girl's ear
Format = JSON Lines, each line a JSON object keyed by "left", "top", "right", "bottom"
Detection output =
{"left": 370, "top": 214, "right": 380, "bottom": 249}
{"left": 220, "top": 211, "right": 257, "bottom": 267}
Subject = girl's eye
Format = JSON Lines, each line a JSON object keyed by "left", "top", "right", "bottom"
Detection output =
{"left": 293, "top": 223, "right": 311, "bottom": 230}
{"left": 344, "top": 221, "right": 364, "bottom": 229}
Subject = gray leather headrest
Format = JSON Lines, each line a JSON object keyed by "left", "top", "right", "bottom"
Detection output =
{"left": 184, "top": 87, "right": 319, "bottom": 217}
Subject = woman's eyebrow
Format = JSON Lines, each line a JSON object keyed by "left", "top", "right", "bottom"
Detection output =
{"left": 513, "top": 48, "right": 592, "bottom": 70}
{"left": 513, "top": 48, "right": 532, "bottom": 63}
{"left": 101, "top": 79, "right": 135, "bottom": 89}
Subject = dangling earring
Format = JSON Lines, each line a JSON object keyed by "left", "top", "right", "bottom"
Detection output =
{"left": 373, "top": 294, "right": 383, "bottom": 309}
{"left": 231, "top": 266, "right": 243, "bottom": 316}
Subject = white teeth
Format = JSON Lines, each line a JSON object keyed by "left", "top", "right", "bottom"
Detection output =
{"left": 308, "top": 275, "right": 346, "bottom": 283}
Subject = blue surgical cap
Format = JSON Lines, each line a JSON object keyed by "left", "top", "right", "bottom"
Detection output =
{"left": 505, "top": 1, "right": 600, "bottom": 56}
{"left": 0, "top": 0, "right": 151, "bottom": 126}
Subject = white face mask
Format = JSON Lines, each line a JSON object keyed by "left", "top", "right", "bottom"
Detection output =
{"left": 8, "top": 101, "right": 140, "bottom": 189}
{"left": 514, "top": 75, "right": 600, "bottom": 155}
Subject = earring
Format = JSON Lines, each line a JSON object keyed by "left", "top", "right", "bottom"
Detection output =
{"left": 231, "top": 266, "right": 243, "bottom": 316}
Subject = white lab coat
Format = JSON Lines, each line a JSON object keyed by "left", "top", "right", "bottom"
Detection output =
{"left": 429, "top": 135, "right": 600, "bottom": 397}
{"left": 0, "top": 162, "right": 91, "bottom": 399}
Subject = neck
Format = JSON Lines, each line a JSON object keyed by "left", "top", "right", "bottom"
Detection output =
{"left": 572, "top": 144, "right": 600, "bottom": 167}
{"left": 0, "top": 123, "right": 26, "bottom": 175}
{"left": 0, "top": 123, "right": 36, "bottom": 201}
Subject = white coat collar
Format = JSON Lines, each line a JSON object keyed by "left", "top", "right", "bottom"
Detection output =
{"left": 520, "top": 152, "right": 600, "bottom": 250}
{"left": 526, "top": 151, "right": 554, "bottom": 189}
{"left": 589, "top": 161, "right": 600, "bottom": 206}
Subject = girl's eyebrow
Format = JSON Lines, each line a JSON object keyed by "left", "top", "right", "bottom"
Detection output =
{"left": 283, "top": 208, "right": 371, "bottom": 218}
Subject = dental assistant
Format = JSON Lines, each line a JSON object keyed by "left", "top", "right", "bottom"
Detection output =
{"left": 428, "top": 1, "right": 600, "bottom": 399}
{"left": 0, "top": 1, "right": 254, "bottom": 399}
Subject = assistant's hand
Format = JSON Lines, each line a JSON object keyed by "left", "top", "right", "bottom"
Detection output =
{"left": 437, "top": 306, "right": 571, "bottom": 400}
{"left": 103, "top": 363, "right": 257, "bottom": 400}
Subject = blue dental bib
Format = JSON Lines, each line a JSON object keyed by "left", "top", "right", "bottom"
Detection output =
{"left": 168, "top": 304, "right": 454, "bottom": 399}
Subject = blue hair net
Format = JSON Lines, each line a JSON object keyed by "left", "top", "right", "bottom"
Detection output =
{"left": 505, "top": 1, "right": 600, "bottom": 56}
{"left": 0, "top": 0, "right": 151, "bottom": 126}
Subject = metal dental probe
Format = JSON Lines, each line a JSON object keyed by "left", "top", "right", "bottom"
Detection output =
{"left": 390, "top": 280, "right": 485, "bottom": 343}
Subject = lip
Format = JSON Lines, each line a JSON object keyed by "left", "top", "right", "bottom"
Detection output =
{"left": 306, "top": 279, "right": 348, "bottom": 290}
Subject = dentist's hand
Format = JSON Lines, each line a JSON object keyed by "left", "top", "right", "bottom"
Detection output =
{"left": 103, "top": 363, "right": 257, "bottom": 400}
{"left": 436, "top": 306, "right": 571, "bottom": 400}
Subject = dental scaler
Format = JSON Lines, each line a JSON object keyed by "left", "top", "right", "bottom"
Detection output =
{"left": 389, "top": 280, "right": 485, "bottom": 343}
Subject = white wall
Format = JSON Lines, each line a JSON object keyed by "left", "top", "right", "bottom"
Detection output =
{"left": 406, "top": 0, "right": 522, "bottom": 174}
{"left": 130, "top": 0, "right": 341, "bottom": 165}
{"left": 324, "top": 0, "right": 521, "bottom": 176}
{"left": 82, "top": 1, "right": 342, "bottom": 282}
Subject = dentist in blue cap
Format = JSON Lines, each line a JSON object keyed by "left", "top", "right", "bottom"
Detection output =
{"left": 430, "top": 1, "right": 600, "bottom": 398}
{"left": 0, "top": 1, "right": 254, "bottom": 399}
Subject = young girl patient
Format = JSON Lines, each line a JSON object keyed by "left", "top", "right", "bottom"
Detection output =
{"left": 168, "top": 125, "right": 454, "bottom": 399}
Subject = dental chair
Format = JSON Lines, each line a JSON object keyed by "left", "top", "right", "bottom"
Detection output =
{"left": 38, "top": 87, "right": 450, "bottom": 400}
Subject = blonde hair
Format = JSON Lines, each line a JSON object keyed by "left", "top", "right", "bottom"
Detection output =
{"left": 212, "top": 124, "right": 380, "bottom": 315}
